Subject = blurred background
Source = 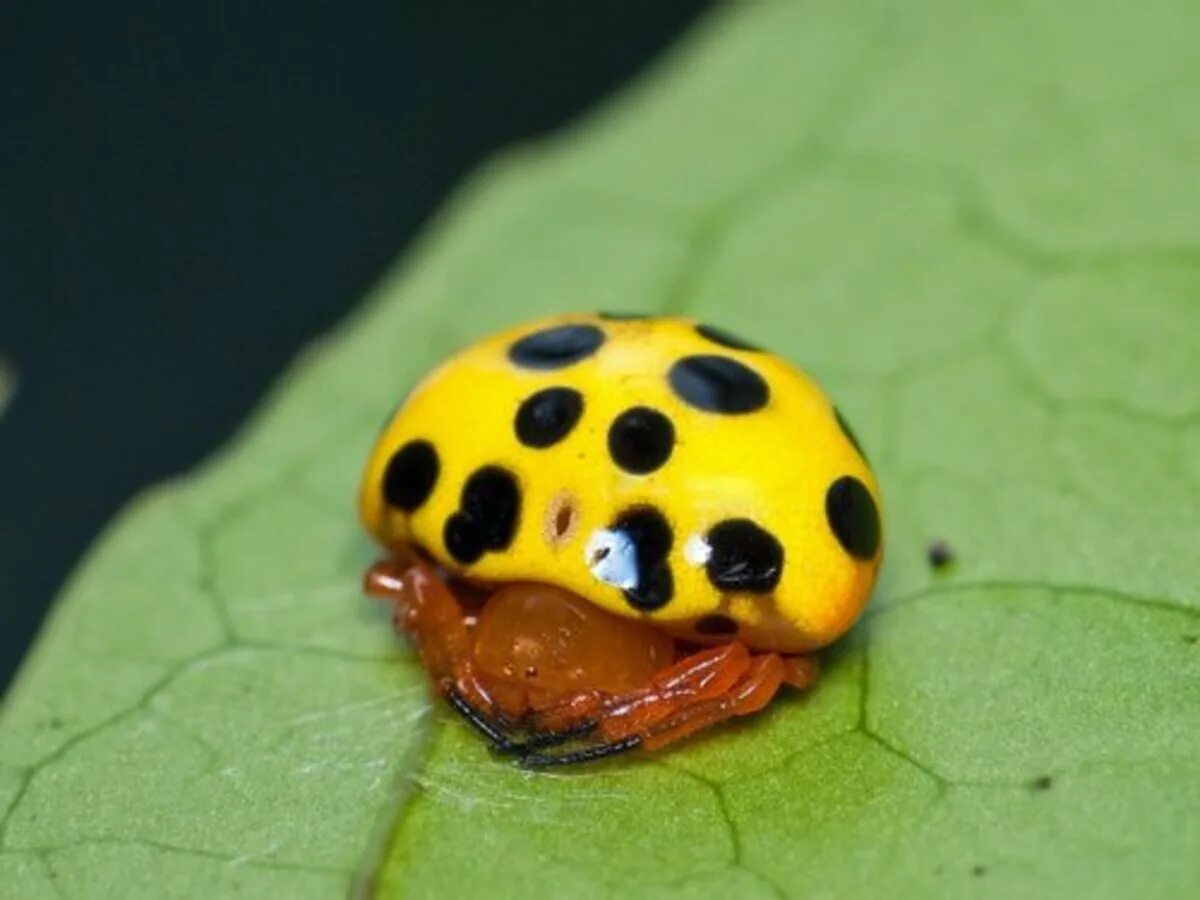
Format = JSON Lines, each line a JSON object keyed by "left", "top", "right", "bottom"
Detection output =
{"left": 0, "top": 2, "right": 711, "bottom": 689}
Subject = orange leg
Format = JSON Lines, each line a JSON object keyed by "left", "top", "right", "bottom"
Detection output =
{"left": 636, "top": 653, "right": 785, "bottom": 751}
{"left": 364, "top": 559, "right": 509, "bottom": 720}
{"left": 781, "top": 654, "right": 819, "bottom": 690}
{"left": 518, "top": 645, "right": 801, "bottom": 766}
{"left": 529, "top": 642, "right": 752, "bottom": 734}
{"left": 490, "top": 643, "right": 753, "bottom": 760}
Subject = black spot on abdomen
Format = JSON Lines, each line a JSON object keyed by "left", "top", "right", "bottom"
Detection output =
{"left": 825, "top": 476, "right": 880, "bottom": 560}
{"left": 705, "top": 519, "right": 784, "bottom": 592}
{"left": 382, "top": 440, "right": 439, "bottom": 512}
{"left": 607, "top": 406, "right": 675, "bottom": 474}
{"left": 443, "top": 466, "right": 521, "bottom": 565}
{"left": 508, "top": 324, "right": 605, "bottom": 370}
{"left": 514, "top": 386, "right": 584, "bottom": 448}
{"left": 669, "top": 354, "right": 769, "bottom": 414}
{"left": 443, "top": 513, "right": 485, "bottom": 564}
{"left": 613, "top": 506, "right": 674, "bottom": 611}
{"left": 695, "top": 323, "right": 761, "bottom": 352}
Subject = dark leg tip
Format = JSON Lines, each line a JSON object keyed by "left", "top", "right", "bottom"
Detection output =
{"left": 493, "top": 719, "right": 599, "bottom": 757}
{"left": 516, "top": 734, "right": 643, "bottom": 769}
{"left": 444, "top": 688, "right": 514, "bottom": 747}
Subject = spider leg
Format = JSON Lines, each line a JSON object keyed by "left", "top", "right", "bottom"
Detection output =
{"left": 447, "top": 645, "right": 739, "bottom": 766}
{"left": 637, "top": 652, "right": 786, "bottom": 751}
{"left": 529, "top": 643, "right": 752, "bottom": 738}
{"left": 363, "top": 557, "right": 412, "bottom": 601}
{"left": 516, "top": 648, "right": 807, "bottom": 765}
{"left": 588, "top": 642, "right": 754, "bottom": 741}
{"left": 519, "top": 735, "right": 643, "bottom": 769}
{"left": 504, "top": 644, "right": 758, "bottom": 768}
{"left": 368, "top": 556, "right": 533, "bottom": 743}
{"left": 444, "top": 687, "right": 517, "bottom": 747}
{"left": 780, "top": 654, "right": 819, "bottom": 690}
{"left": 449, "top": 688, "right": 604, "bottom": 757}
{"left": 490, "top": 718, "right": 599, "bottom": 756}
{"left": 366, "top": 558, "right": 476, "bottom": 686}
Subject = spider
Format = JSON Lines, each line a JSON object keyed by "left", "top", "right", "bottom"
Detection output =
{"left": 365, "top": 553, "right": 817, "bottom": 767}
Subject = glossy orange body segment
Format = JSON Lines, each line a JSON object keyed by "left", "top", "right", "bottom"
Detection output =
{"left": 367, "top": 558, "right": 818, "bottom": 764}
{"left": 473, "top": 583, "right": 676, "bottom": 697}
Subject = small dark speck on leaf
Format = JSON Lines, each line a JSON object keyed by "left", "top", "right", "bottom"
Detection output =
{"left": 972, "top": 865, "right": 987, "bottom": 877}
{"left": 1183, "top": 634, "right": 1198, "bottom": 645}
{"left": 1030, "top": 774, "right": 1053, "bottom": 792}
{"left": 927, "top": 539, "right": 956, "bottom": 570}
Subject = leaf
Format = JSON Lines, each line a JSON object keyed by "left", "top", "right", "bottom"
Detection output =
{"left": 3, "top": 1, "right": 1200, "bottom": 896}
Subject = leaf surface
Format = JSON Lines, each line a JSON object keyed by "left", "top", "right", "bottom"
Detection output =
{"left": 3, "top": 2, "right": 1200, "bottom": 897}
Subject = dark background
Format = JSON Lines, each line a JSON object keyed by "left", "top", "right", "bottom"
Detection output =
{"left": 0, "top": 2, "right": 709, "bottom": 689}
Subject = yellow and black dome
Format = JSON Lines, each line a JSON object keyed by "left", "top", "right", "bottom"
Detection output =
{"left": 359, "top": 313, "right": 882, "bottom": 653}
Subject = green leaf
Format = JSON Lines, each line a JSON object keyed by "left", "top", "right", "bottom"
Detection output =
{"left": 4, "top": 1, "right": 1200, "bottom": 896}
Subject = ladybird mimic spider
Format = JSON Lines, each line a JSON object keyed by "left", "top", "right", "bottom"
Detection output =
{"left": 365, "top": 556, "right": 818, "bottom": 767}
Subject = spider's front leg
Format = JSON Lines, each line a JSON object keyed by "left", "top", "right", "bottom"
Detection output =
{"left": 364, "top": 558, "right": 520, "bottom": 739}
